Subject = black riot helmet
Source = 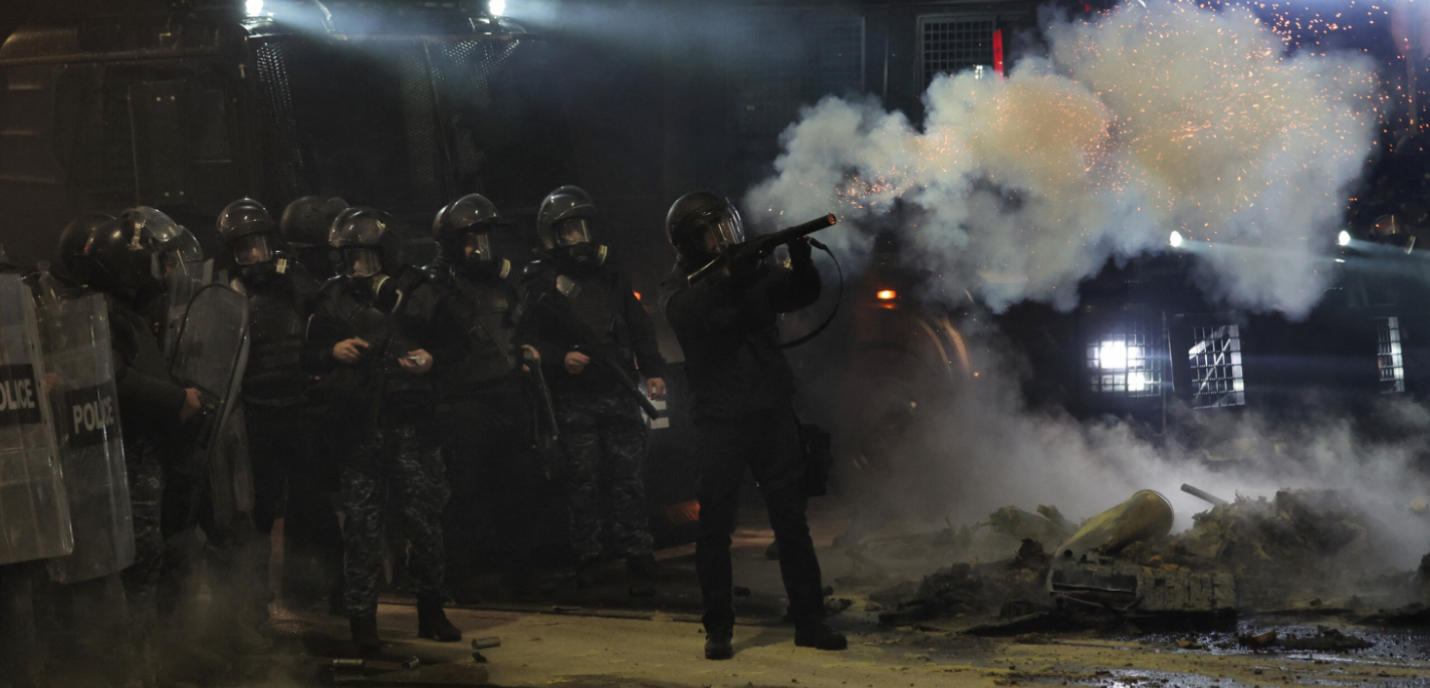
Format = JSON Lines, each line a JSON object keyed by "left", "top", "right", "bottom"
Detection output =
{"left": 329, "top": 207, "right": 403, "bottom": 279}
{"left": 120, "top": 206, "right": 202, "bottom": 277}
{"left": 666, "top": 192, "right": 746, "bottom": 268}
{"left": 280, "top": 196, "right": 349, "bottom": 250}
{"left": 58, "top": 212, "right": 115, "bottom": 285}
{"left": 536, "top": 185, "right": 606, "bottom": 268}
{"left": 217, "top": 198, "right": 280, "bottom": 270}
{"left": 433, "top": 193, "right": 510, "bottom": 278}
{"left": 84, "top": 217, "right": 164, "bottom": 296}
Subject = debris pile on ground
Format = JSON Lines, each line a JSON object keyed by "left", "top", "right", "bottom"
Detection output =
{"left": 873, "top": 539, "right": 1052, "bottom": 626}
{"left": 861, "top": 486, "right": 1424, "bottom": 631}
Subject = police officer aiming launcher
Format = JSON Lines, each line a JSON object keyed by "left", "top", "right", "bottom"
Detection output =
{"left": 660, "top": 192, "right": 846, "bottom": 660}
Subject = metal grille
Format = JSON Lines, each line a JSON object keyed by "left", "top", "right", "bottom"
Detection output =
{"left": 252, "top": 40, "right": 304, "bottom": 199}
{"left": 1378, "top": 316, "right": 1406, "bottom": 394}
{"left": 1087, "top": 323, "right": 1162, "bottom": 398}
{"left": 1189, "top": 326, "right": 1245, "bottom": 408}
{"left": 397, "top": 45, "right": 443, "bottom": 209}
{"left": 436, "top": 38, "right": 524, "bottom": 189}
{"left": 918, "top": 15, "right": 995, "bottom": 88}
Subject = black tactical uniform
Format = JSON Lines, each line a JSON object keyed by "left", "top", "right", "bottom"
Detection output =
{"left": 520, "top": 186, "right": 666, "bottom": 578}
{"left": 219, "top": 199, "right": 343, "bottom": 610}
{"left": 660, "top": 192, "right": 845, "bottom": 659}
{"left": 428, "top": 195, "right": 541, "bottom": 598}
{"left": 82, "top": 217, "right": 195, "bottom": 679}
{"left": 302, "top": 208, "right": 463, "bottom": 652}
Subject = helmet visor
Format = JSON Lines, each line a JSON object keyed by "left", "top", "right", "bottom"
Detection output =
{"left": 554, "top": 217, "right": 593, "bottom": 247}
{"left": 463, "top": 232, "right": 492, "bottom": 262}
{"left": 343, "top": 248, "right": 382, "bottom": 278}
{"left": 233, "top": 234, "right": 275, "bottom": 266}
{"left": 695, "top": 203, "right": 745, "bottom": 253}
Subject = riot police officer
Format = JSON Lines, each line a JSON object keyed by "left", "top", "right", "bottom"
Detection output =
{"left": 428, "top": 194, "right": 545, "bottom": 600}
{"left": 303, "top": 208, "right": 463, "bottom": 652}
{"left": 82, "top": 216, "right": 203, "bottom": 681}
{"left": 280, "top": 196, "right": 349, "bottom": 281}
{"left": 660, "top": 192, "right": 846, "bottom": 659}
{"left": 519, "top": 185, "right": 667, "bottom": 585}
{"left": 218, "top": 199, "right": 345, "bottom": 612}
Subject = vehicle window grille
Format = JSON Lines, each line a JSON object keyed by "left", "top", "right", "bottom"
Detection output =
{"left": 1088, "top": 322, "right": 1163, "bottom": 398}
{"left": 1188, "top": 325, "right": 1245, "bottom": 408}
{"left": 1377, "top": 316, "right": 1406, "bottom": 394}
{"left": 918, "top": 15, "right": 996, "bottom": 88}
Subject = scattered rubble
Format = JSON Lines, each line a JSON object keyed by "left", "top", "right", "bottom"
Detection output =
{"left": 862, "top": 486, "right": 1423, "bottom": 633}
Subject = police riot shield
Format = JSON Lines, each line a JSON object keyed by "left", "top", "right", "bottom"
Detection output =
{"left": 0, "top": 275, "right": 72, "bottom": 565}
{"left": 36, "top": 293, "right": 135, "bottom": 583}
{"left": 169, "top": 284, "right": 251, "bottom": 527}
{"left": 161, "top": 257, "right": 212, "bottom": 362}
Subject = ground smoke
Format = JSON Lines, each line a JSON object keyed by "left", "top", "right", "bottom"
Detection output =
{"left": 747, "top": 0, "right": 1379, "bottom": 318}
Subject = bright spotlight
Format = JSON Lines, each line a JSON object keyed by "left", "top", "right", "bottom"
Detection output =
{"left": 489, "top": 0, "right": 506, "bottom": 16}
{"left": 1098, "top": 340, "right": 1128, "bottom": 371}
{"left": 1337, "top": 230, "right": 1351, "bottom": 247}
{"left": 1169, "top": 231, "right": 1183, "bottom": 248}
{"left": 245, "top": 0, "right": 264, "bottom": 15}
{"left": 1127, "top": 371, "right": 1147, "bottom": 393}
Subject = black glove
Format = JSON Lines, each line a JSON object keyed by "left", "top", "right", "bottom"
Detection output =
{"left": 789, "top": 237, "right": 814, "bottom": 263}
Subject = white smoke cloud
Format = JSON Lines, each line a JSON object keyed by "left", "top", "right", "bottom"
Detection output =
{"left": 842, "top": 329, "right": 1430, "bottom": 571}
{"left": 746, "top": 0, "right": 1379, "bottom": 317}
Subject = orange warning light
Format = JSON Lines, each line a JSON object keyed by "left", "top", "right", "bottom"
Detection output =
{"left": 876, "top": 289, "right": 897, "bottom": 301}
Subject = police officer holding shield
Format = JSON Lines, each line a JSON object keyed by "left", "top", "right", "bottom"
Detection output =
{"left": 82, "top": 216, "right": 203, "bottom": 682}
{"left": 218, "top": 199, "right": 344, "bottom": 612}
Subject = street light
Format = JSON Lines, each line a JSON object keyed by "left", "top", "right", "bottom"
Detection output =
{"left": 1169, "top": 231, "right": 1183, "bottom": 248}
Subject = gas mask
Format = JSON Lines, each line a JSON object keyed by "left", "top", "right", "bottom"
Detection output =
{"left": 549, "top": 217, "right": 607, "bottom": 271}
{"left": 343, "top": 248, "right": 383, "bottom": 279}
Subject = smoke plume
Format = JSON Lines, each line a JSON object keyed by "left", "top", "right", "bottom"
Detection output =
{"left": 747, "top": 0, "right": 1380, "bottom": 318}
{"left": 848, "top": 325, "right": 1430, "bottom": 571}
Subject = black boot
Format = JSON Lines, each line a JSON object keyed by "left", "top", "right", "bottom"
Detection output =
{"left": 794, "top": 620, "right": 847, "bottom": 651}
{"left": 626, "top": 553, "right": 669, "bottom": 582}
{"left": 350, "top": 616, "right": 381, "bottom": 655}
{"left": 416, "top": 597, "right": 462, "bottom": 642}
{"left": 704, "top": 628, "right": 733, "bottom": 660}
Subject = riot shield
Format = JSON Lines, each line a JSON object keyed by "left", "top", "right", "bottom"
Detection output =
{"left": 169, "top": 284, "right": 251, "bottom": 527}
{"left": 161, "top": 258, "right": 213, "bottom": 362}
{"left": 36, "top": 293, "right": 135, "bottom": 583}
{"left": 0, "top": 275, "right": 72, "bottom": 565}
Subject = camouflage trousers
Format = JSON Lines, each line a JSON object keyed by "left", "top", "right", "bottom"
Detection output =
{"left": 338, "top": 419, "right": 450, "bottom": 619}
{"left": 554, "top": 390, "right": 653, "bottom": 563}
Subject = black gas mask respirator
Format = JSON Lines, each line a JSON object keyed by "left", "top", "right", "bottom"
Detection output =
{"left": 550, "top": 217, "right": 607, "bottom": 270}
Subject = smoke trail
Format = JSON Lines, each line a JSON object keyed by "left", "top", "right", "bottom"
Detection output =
{"left": 747, "top": 0, "right": 1380, "bottom": 317}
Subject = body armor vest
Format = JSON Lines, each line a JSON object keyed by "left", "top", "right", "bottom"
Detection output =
{"left": 243, "top": 284, "right": 308, "bottom": 404}
{"left": 558, "top": 273, "right": 618, "bottom": 345}
{"left": 452, "top": 274, "right": 519, "bottom": 389}
{"left": 328, "top": 279, "right": 427, "bottom": 398}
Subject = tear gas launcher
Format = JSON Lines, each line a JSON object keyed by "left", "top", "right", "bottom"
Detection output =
{"left": 685, "top": 214, "right": 838, "bottom": 286}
